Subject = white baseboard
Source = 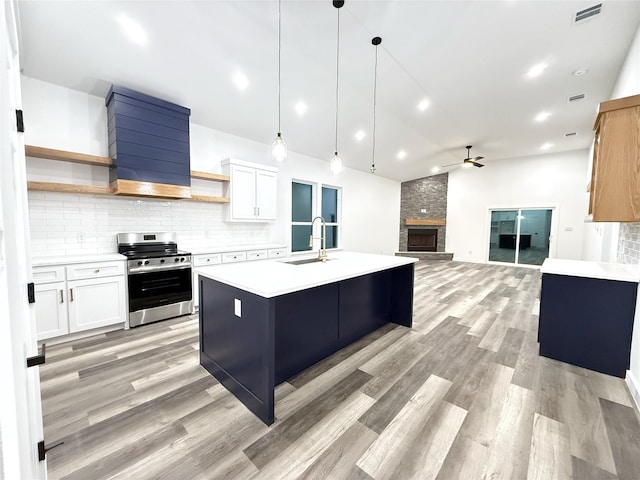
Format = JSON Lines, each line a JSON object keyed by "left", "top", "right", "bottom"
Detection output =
{"left": 626, "top": 369, "right": 640, "bottom": 413}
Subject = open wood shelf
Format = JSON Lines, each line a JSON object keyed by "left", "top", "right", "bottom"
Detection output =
{"left": 405, "top": 218, "right": 446, "bottom": 226}
{"left": 27, "top": 181, "right": 114, "bottom": 195}
{"left": 25, "top": 145, "right": 231, "bottom": 202}
{"left": 190, "top": 195, "right": 230, "bottom": 203}
{"left": 25, "top": 145, "right": 112, "bottom": 166}
{"left": 190, "top": 170, "right": 230, "bottom": 182}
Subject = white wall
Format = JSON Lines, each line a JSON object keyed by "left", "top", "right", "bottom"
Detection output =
{"left": 21, "top": 76, "right": 400, "bottom": 257}
{"left": 446, "top": 149, "right": 589, "bottom": 263}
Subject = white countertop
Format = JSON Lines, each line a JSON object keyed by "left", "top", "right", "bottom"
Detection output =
{"left": 196, "top": 251, "right": 419, "bottom": 298}
{"left": 190, "top": 244, "right": 286, "bottom": 255}
{"left": 32, "top": 253, "right": 127, "bottom": 267}
{"left": 540, "top": 258, "right": 640, "bottom": 283}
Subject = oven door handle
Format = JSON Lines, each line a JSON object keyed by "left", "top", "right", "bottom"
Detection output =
{"left": 128, "top": 265, "right": 192, "bottom": 275}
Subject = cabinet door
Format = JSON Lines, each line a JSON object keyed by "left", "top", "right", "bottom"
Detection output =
{"left": 34, "top": 282, "right": 68, "bottom": 340}
{"left": 255, "top": 169, "right": 277, "bottom": 221}
{"left": 67, "top": 276, "right": 126, "bottom": 332}
{"left": 230, "top": 165, "right": 257, "bottom": 220}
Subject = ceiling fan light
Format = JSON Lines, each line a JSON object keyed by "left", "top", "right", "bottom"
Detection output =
{"left": 272, "top": 132, "right": 287, "bottom": 162}
{"left": 462, "top": 160, "right": 473, "bottom": 168}
{"left": 330, "top": 152, "right": 343, "bottom": 175}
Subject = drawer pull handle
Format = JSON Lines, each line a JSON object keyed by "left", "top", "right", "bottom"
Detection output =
{"left": 207, "top": 259, "right": 210, "bottom": 262}
{"left": 94, "top": 269, "right": 100, "bottom": 273}
{"left": 69, "top": 288, "right": 74, "bottom": 302}
{"left": 60, "top": 289, "right": 64, "bottom": 303}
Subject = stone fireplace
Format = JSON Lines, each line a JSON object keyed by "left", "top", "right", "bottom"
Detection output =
{"left": 399, "top": 173, "right": 448, "bottom": 253}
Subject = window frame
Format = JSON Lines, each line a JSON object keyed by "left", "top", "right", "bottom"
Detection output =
{"left": 291, "top": 180, "right": 341, "bottom": 253}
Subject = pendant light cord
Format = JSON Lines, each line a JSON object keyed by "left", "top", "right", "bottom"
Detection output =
{"left": 334, "top": 8, "right": 340, "bottom": 153}
{"left": 372, "top": 42, "right": 378, "bottom": 171}
{"left": 278, "top": 0, "right": 282, "bottom": 134}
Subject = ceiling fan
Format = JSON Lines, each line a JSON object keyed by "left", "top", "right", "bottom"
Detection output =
{"left": 442, "top": 145, "right": 485, "bottom": 169}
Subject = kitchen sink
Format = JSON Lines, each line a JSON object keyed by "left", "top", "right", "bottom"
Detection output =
{"left": 283, "top": 257, "right": 331, "bottom": 265}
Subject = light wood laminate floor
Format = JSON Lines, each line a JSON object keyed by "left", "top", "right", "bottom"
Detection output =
{"left": 40, "top": 261, "right": 640, "bottom": 479}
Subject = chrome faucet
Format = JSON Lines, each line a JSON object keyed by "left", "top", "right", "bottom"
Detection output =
{"left": 309, "top": 216, "right": 328, "bottom": 262}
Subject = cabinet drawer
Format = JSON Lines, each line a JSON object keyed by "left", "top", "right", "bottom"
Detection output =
{"left": 222, "top": 252, "right": 247, "bottom": 263}
{"left": 194, "top": 254, "right": 222, "bottom": 267}
{"left": 247, "top": 250, "right": 268, "bottom": 261}
{"left": 66, "top": 261, "right": 125, "bottom": 280}
{"left": 268, "top": 248, "right": 287, "bottom": 259}
{"left": 33, "top": 266, "right": 65, "bottom": 285}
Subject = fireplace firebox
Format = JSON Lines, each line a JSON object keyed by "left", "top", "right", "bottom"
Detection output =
{"left": 407, "top": 228, "right": 437, "bottom": 252}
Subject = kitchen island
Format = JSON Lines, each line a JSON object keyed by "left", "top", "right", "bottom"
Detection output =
{"left": 197, "top": 251, "right": 417, "bottom": 424}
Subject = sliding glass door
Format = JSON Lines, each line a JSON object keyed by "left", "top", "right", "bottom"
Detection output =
{"left": 488, "top": 208, "right": 552, "bottom": 266}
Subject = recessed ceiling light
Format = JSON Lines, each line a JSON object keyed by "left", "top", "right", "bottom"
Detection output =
{"left": 233, "top": 72, "right": 249, "bottom": 91}
{"left": 541, "top": 142, "right": 553, "bottom": 150}
{"left": 535, "top": 111, "right": 551, "bottom": 122}
{"left": 526, "top": 62, "right": 547, "bottom": 78}
{"left": 431, "top": 166, "right": 440, "bottom": 173}
{"left": 417, "top": 99, "right": 430, "bottom": 111}
{"left": 396, "top": 150, "right": 407, "bottom": 160}
{"left": 354, "top": 130, "right": 366, "bottom": 142}
{"left": 573, "top": 68, "right": 588, "bottom": 76}
{"left": 294, "top": 101, "right": 308, "bottom": 116}
{"left": 116, "top": 15, "right": 148, "bottom": 47}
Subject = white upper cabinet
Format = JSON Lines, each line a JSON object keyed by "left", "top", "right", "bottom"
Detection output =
{"left": 222, "top": 158, "right": 277, "bottom": 222}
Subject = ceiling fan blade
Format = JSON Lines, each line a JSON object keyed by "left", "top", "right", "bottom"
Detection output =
{"left": 473, "top": 156, "right": 484, "bottom": 161}
{"left": 440, "top": 162, "right": 461, "bottom": 168}
{"left": 472, "top": 161, "right": 484, "bottom": 167}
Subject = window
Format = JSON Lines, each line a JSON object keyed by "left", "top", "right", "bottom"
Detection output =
{"left": 291, "top": 181, "right": 341, "bottom": 252}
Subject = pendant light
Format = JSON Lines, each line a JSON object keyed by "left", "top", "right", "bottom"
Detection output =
{"left": 370, "top": 36, "right": 381, "bottom": 174}
{"left": 330, "top": 0, "right": 344, "bottom": 175}
{"left": 272, "top": 0, "right": 287, "bottom": 162}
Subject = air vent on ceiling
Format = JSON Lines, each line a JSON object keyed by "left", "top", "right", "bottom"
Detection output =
{"left": 575, "top": 4, "right": 602, "bottom": 23}
{"left": 568, "top": 93, "right": 586, "bottom": 102}
{"left": 564, "top": 132, "right": 578, "bottom": 137}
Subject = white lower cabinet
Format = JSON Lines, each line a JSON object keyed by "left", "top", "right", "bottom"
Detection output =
{"left": 67, "top": 276, "right": 126, "bottom": 332}
{"left": 34, "top": 281, "right": 68, "bottom": 340}
{"left": 33, "top": 260, "right": 126, "bottom": 340}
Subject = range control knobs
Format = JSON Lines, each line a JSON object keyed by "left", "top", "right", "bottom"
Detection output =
{"left": 174, "top": 258, "right": 180, "bottom": 262}
{"left": 137, "top": 261, "right": 143, "bottom": 266}
{"left": 180, "top": 257, "right": 185, "bottom": 262}
{"left": 160, "top": 259, "right": 165, "bottom": 264}
{"left": 144, "top": 260, "right": 150, "bottom": 265}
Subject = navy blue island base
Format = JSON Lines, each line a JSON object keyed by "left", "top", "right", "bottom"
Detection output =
{"left": 198, "top": 263, "right": 414, "bottom": 425}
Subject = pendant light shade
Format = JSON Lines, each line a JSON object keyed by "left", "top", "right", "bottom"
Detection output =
{"left": 272, "top": 132, "right": 287, "bottom": 162}
{"left": 330, "top": 151, "right": 343, "bottom": 175}
{"left": 331, "top": 0, "right": 344, "bottom": 175}
{"left": 272, "top": 0, "right": 287, "bottom": 162}
{"left": 370, "top": 36, "right": 381, "bottom": 174}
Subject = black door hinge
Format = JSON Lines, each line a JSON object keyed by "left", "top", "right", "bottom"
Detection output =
{"left": 38, "top": 439, "right": 63, "bottom": 461}
{"left": 27, "top": 282, "right": 35, "bottom": 304}
{"left": 16, "top": 109, "right": 24, "bottom": 132}
{"left": 26, "top": 343, "right": 45, "bottom": 368}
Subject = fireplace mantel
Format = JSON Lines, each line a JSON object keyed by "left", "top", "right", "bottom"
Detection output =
{"left": 405, "top": 218, "right": 446, "bottom": 226}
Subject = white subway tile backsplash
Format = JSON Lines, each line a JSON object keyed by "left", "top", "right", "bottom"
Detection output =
{"left": 28, "top": 191, "right": 274, "bottom": 258}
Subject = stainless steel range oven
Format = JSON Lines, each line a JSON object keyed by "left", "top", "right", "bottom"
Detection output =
{"left": 117, "top": 232, "right": 193, "bottom": 327}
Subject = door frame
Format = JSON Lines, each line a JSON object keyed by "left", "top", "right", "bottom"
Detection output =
{"left": 0, "top": 1, "right": 46, "bottom": 478}
{"left": 485, "top": 204, "right": 559, "bottom": 267}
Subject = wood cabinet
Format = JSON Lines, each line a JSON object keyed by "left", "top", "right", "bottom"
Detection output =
{"left": 33, "top": 260, "right": 127, "bottom": 340}
{"left": 589, "top": 94, "right": 640, "bottom": 222}
{"left": 222, "top": 158, "right": 277, "bottom": 222}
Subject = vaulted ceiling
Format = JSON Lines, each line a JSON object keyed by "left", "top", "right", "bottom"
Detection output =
{"left": 17, "top": 1, "right": 640, "bottom": 181}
